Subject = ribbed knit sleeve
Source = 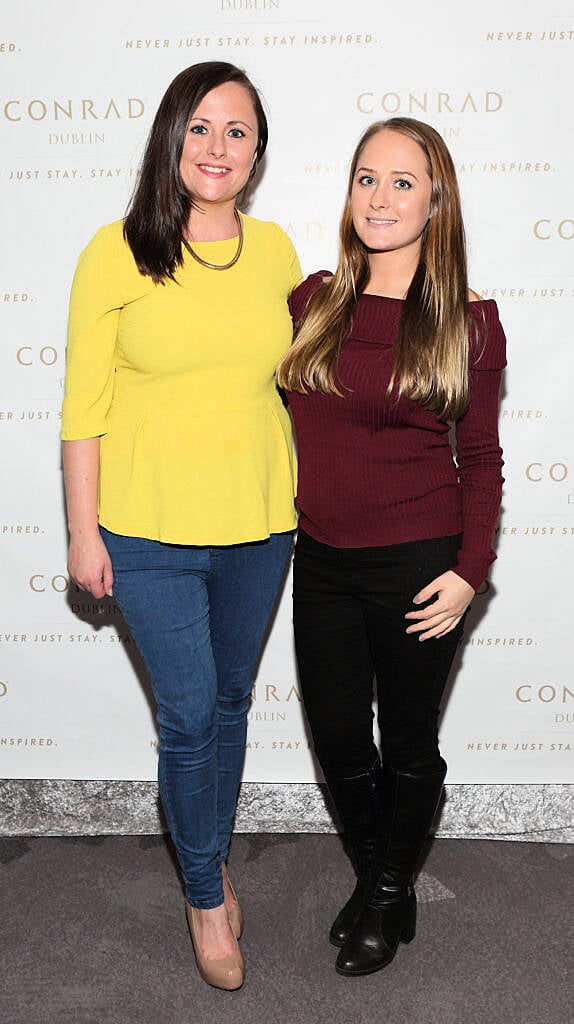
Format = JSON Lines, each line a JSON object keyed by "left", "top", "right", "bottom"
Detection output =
{"left": 451, "top": 300, "right": 506, "bottom": 590}
{"left": 289, "top": 271, "right": 329, "bottom": 324}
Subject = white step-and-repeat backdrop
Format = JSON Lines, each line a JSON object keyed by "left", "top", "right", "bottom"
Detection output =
{"left": 1, "top": 0, "right": 572, "bottom": 785}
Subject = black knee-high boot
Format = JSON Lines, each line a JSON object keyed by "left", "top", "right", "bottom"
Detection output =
{"left": 335, "top": 761, "right": 447, "bottom": 977}
{"left": 324, "top": 756, "right": 383, "bottom": 947}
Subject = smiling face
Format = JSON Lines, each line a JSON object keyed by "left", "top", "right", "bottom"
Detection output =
{"left": 179, "top": 80, "right": 259, "bottom": 209}
{"left": 350, "top": 129, "right": 432, "bottom": 266}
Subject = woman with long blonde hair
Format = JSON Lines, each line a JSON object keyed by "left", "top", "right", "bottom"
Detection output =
{"left": 278, "top": 117, "right": 505, "bottom": 977}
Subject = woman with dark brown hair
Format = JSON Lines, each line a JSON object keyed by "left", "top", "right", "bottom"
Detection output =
{"left": 278, "top": 117, "right": 505, "bottom": 977}
{"left": 62, "top": 62, "right": 301, "bottom": 990}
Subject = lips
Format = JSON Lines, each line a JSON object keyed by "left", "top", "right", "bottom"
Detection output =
{"left": 366, "top": 217, "right": 397, "bottom": 226}
{"left": 197, "top": 164, "right": 231, "bottom": 176}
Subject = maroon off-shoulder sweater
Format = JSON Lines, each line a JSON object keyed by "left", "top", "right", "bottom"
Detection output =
{"left": 286, "top": 273, "right": 506, "bottom": 591}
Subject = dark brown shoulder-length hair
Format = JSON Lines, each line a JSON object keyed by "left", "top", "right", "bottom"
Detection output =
{"left": 277, "top": 117, "right": 472, "bottom": 421}
{"left": 123, "top": 61, "right": 268, "bottom": 283}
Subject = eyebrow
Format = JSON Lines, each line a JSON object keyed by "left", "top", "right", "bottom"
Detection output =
{"left": 357, "top": 165, "right": 418, "bottom": 179}
{"left": 190, "top": 117, "right": 255, "bottom": 132}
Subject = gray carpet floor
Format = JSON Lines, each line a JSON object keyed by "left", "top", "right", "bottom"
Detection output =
{"left": 1, "top": 833, "right": 571, "bottom": 1024}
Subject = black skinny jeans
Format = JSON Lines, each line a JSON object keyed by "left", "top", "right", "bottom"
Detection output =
{"left": 293, "top": 529, "right": 466, "bottom": 780}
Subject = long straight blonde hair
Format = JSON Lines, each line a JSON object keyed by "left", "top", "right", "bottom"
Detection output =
{"left": 277, "top": 118, "right": 472, "bottom": 421}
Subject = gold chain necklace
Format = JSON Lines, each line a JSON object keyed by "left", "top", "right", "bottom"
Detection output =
{"left": 182, "top": 209, "right": 243, "bottom": 271}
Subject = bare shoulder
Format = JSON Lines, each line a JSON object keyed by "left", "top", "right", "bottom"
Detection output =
{"left": 468, "top": 288, "right": 482, "bottom": 302}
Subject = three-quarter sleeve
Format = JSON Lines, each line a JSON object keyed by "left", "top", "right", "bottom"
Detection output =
{"left": 61, "top": 224, "right": 124, "bottom": 440}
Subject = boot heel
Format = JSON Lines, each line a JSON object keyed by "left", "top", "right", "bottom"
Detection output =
{"left": 400, "top": 902, "right": 416, "bottom": 944}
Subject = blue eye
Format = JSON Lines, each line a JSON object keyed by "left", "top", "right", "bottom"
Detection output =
{"left": 394, "top": 178, "right": 412, "bottom": 189}
{"left": 189, "top": 124, "right": 207, "bottom": 135}
{"left": 228, "top": 128, "right": 245, "bottom": 139}
{"left": 358, "top": 174, "right": 376, "bottom": 186}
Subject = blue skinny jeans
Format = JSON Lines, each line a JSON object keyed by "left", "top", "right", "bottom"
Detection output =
{"left": 101, "top": 527, "right": 293, "bottom": 908}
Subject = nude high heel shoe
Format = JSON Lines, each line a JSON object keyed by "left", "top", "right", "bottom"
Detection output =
{"left": 222, "top": 862, "right": 244, "bottom": 940}
{"left": 185, "top": 902, "right": 244, "bottom": 991}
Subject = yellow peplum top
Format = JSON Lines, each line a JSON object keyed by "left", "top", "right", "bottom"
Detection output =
{"left": 61, "top": 214, "right": 302, "bottom": 545}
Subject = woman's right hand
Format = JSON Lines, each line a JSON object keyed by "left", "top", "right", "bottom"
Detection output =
{"left": 68, "top": 531, "right": 114, "bottom": 599}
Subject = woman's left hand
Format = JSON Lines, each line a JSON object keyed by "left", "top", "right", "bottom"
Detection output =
{"left": 405, "top": 571, "right": 475, "bottom": 641}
